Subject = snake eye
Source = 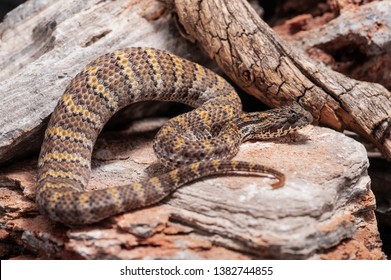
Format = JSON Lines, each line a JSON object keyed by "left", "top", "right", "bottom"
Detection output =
{"left": 288, "top": 110, "right": 298, "bottom": 123}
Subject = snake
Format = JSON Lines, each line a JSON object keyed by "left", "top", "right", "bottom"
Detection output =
{"left": 35, "top": 47, "right": 313, "bottom": 226}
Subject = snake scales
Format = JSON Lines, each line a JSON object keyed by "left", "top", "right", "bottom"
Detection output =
{"left": 36, "top": 47, "right": 313, "bottom": 226}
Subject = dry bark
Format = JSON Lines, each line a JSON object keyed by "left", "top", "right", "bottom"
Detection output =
{"left": 161, "top": 0, "right": 391, "bottom": 160}
{"left": 0, "top": 0, "right": 213, "bottom": 165}
{"left": 280, "top": 1, "right": 391, "bottom": 94}
{"left": 0, "top": 0, "right": 386, "bottom": 259}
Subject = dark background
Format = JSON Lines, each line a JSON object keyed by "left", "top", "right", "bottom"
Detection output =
{"left": 0, "top": 0, "right": 25, "bottom": 21}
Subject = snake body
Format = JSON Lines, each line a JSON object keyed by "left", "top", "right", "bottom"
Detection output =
{"left": 36, "top": 47, "right": 313, "bottom": 226}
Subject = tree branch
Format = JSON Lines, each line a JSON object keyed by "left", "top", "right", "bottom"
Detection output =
{"left": 162, "top": 0, "right": 391, "bottom": 160}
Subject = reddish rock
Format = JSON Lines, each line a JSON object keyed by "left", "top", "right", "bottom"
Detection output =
{"left": 0, "top": 122, "right": 385, "bottom": 259}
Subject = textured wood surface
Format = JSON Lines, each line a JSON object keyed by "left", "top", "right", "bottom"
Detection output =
{"left": 0, "top": 0, "right": 212, "bottom": 165}
{"left": 161, "top": 0, "right": 391, "bottom": 160}
{"left": 0, "top": 0, "right": 385, "bottom": 259}
{"left": 285, "top": 0, "right": 391, "bottom": 91}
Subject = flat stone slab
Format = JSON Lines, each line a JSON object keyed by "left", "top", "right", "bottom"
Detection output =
{"left": 0, "top": 120, "right": 384, "bottom": 259}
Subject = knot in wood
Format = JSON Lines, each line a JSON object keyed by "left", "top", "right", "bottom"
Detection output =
{"left": 237, "top": 64, "right": 254, "bottom": 86}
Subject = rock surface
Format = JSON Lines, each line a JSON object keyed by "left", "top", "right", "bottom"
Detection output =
{"left": 0, "top": 0, "right": 385, "bottom": 259}
{"left": 0, "top": 119, "right": 385, "bottom": 259}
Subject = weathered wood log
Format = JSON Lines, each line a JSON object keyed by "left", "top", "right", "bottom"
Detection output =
{"left": 280, "top": 1, "right": 391, "bottom": 93}
{"left": 0, "top": 0, "right": 385, "bottom": 259}
{"left": 0, "top": 0, "right": 213, "bottom": 165}
{"left": 160, "top": 0, "right": 391, "bottom": 160}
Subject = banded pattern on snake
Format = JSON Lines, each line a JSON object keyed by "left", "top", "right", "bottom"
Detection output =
{"left": 36, "top": 47, "right": 313, "bottom": 226}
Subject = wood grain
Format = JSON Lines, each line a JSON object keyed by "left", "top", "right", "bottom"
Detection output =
{"left": 161, "top": 0, "right": 391, "bottom": 160}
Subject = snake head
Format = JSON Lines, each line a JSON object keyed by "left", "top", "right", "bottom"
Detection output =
{"left": 238, "top": 102, "right": 313, "bottom": 141}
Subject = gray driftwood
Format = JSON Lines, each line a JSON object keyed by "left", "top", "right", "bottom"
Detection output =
{"left": 0, "top": 0, "right": 211, "bottom": 164}
{"left": 0, "top": 0, "right": 385, "bottom": 259}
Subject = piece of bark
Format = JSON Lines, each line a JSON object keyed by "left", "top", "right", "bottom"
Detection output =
{"left": 0, "top": 0, "right": 385, "bottom": 260}
{"left": 0, "top": 0, "right": 213, "bottom": 165}
{"left": 161, "top": 0, "right": 391, "bottom": 160}
{"left": 0, "top": 120, "right": 384, "bottom": 259}
{"left": 280, "top": 1, "right": 391, "bottom": 92}
{"left": 269, "top": 0, "right": 377, "bottom": 32}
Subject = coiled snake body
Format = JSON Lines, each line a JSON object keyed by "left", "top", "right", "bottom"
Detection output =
{"left": 36, "top": 47, "right": 313, "bottom": 226}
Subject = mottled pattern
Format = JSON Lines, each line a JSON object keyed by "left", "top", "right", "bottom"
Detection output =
{"left": 36, "top": 47, "right": 313, "bottom": 226}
